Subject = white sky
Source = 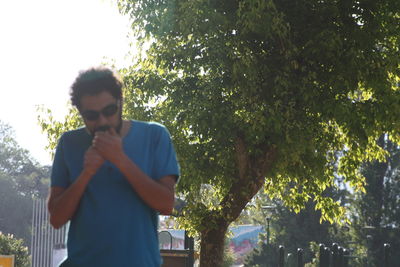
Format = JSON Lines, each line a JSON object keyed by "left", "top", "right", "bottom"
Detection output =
{"left": 0, "top": 0, "right": 133, "bottom": 165}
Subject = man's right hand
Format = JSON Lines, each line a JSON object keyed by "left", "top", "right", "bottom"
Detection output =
{"left": 84, "top": 146, "right": 105, "bottom": 176}
{"left": 49, "top": 147, "right": 104, "bottom": 229}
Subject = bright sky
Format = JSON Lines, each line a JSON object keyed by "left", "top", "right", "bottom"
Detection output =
{"left": 0, "top": 0, "right": 133, "bottom": 165}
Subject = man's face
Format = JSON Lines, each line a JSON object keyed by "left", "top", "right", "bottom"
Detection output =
{"left": 79, "top": 91, "right": 121, "bottom": 136}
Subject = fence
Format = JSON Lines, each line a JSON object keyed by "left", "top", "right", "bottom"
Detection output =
{"left": 159, "top": 230, "right": 195, "bottom": 267}
{"left": 31, "top": 198, "right": 68, "bottom": 267}
{"left": 274, "top": 242, "right": 392, "bottom": 267}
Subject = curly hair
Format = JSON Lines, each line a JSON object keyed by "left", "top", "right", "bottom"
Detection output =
{"left": 70, "top": 67, "right": 123, "bottom": 109}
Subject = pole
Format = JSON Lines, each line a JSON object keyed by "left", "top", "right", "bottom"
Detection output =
{"left": 384, "top": 243, "right": 390, "bottom": 267}
{"left": 278, "top": 245, "right": 285, "bottom": 267}
{"left": 266, "top": 217, "right": 271, "bottom": 245}
{"left": 297, "top": 248, "right": 303, "bottom": 267}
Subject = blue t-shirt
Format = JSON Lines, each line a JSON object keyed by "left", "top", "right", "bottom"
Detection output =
{"left": 51, "top": 120, "right": 180, "bottom": 267}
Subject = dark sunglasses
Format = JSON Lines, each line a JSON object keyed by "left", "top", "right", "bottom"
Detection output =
{"left": 81, "top": 103, "right": 119, "bottom": 121}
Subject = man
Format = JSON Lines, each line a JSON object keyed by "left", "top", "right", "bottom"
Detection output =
{"left": 48, "top": 67, "right": 179, "bottom": 266}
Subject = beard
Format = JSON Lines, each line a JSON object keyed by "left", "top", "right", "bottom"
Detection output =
{"left": 92, "top": 110, "right": 123, "bottom": 135}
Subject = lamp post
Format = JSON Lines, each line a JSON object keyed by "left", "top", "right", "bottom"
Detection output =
{"left": 261, "top": 205, "right": 276, "bottom": 245}
{"left": 266, "top": 217, "right": 271, "bottom": 244}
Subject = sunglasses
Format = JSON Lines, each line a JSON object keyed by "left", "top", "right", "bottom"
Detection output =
{"left": 81, "top": 103, "right": 119, "bottom": 121}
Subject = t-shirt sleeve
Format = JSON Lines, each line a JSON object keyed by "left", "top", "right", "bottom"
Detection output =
{"left": 51, "top": 134, "right": 70, "bottom": 188}
{"left": 152, "top": 125, "right": 180, "bottom": 181}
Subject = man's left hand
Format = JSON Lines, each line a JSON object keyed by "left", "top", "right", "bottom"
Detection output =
{"left": 92, "top": 127, "right": 125, "bottom": 164}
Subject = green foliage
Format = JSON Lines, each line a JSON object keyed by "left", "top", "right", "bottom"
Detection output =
{"left": 37, "top": 105, "right": 83, "bottom": 157}
{"left": 348, "top": 136, "right": 400, "bottom": 266}
{"left": 0, "top": 174, "right": 32, "bottom": 249}
{"left": 0, "top": 232, "right": 30, "bottom": 267}
{"left": 0, "top": 122, "right": 49, "bottom": 198}
{"left": 0, "top": 121, "right": 50, "bottom": 248}
{"left": 273, "top": 181, "right": 352, "bottom": 261}
{"left": 304, "top": 242, "right": 319, "bottom": 267}
{"left": 244, "top": 243, "right": 279, "bottom": 267}
{"left": 116, "top": 0, "right": 400, "bottom": 230}
{"left": 239, "top": 189, "right": 348, "bottom": 266}
{"left": 272, "top": 202, "right": 331, "bottom": 262}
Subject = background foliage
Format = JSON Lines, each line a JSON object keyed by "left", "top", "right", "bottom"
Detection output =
{"left": 116, "top": 0, "right": 400, "bottom": 228}
{"left": 0, "top": 232, "right": 30, "bottom": 267}
{"left": 243, "top": 136, "right": 400, "bottom": 266}
{"left": 0, "top": 121, "right": 50, "bottom": 248}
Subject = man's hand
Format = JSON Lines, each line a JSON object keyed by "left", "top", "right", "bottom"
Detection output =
{"left": 92, "top": 127, "right": 176, "bottom": 214}
{"left": 84, "top": 146, "right": 105, "bottom": 176}
{"left": 92, "top": 128, "right": 125, "bottom": 165}
{"left": 49, "top": 146, "right": 104, "bottom": 229}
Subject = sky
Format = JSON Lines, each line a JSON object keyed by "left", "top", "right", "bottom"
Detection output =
{"left": 0, "top": 0, "right": 133, "bottom": 165}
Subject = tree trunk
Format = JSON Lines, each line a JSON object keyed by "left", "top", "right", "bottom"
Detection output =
{"left": 199, "top": 222, "right": 228, "bottom": 267}
{"left": 198, "top": 140, "right": 276, "bottom": 267}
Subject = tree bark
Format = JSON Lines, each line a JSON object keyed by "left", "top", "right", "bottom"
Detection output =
{"left": 199, "top": 219, "right": 228, "bottom": 267}
{"left": 198, "top": 138, "right": 277, "bottom": 267}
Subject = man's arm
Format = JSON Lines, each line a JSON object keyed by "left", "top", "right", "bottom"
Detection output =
{"left": 48, "top": 171, "right": 92, "bottom": 229}
{"left": 48, "top": 147, "right": 104, "bottom": 229}
{"left": 93, "top": 128, "right": 177, "bottom": 215}
{"left": 117, "top": 156, "right": 176, "bottom": 215}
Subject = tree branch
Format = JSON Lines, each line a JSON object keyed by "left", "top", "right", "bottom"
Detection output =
{"left": 221, "top": 146, "right": 277, "bottom": 222}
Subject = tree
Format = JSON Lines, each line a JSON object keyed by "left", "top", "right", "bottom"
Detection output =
{"left": 41, "top": 0, "right": 400, "bottom": 265}
{"left": 242, "top": 186, "right": 349, "bottom": 265}
{"left": 0, "top": 173, "right": 33, "bottom": 249}
{"left": 271, "top": 202, "right": 333, "bottom": 263}
{"left": 116, "top": 0, "right": 400, "bottom": 265}
{"left": 349, "top": 136, "right": 400, "bottom": 266}
{"left": 0, "top": 121, "right": 49, "bottom": 198}
{"left": 0, "top": 232, "right": 30, "bottom": 267}
{"left": 244, "top": 243, "right": 280, "bottom": 267}
{"left": 0, "top": 121, "right": 50, "bottom": 247}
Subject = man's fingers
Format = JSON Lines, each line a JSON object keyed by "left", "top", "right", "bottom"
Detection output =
{"left": 86, "top": 146, "right": 101, "bottom": 157}
{"left": 92, "top": 136, "right": 111, "bottom": 157}
{"left": 92, "top": 133, "right": 106, "bottom": 147}
{"left": 108, "top": 127, "right": 117, "bottom": 136}
{"left": 92, "top": 129, "right": 122, "bottom": 161}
